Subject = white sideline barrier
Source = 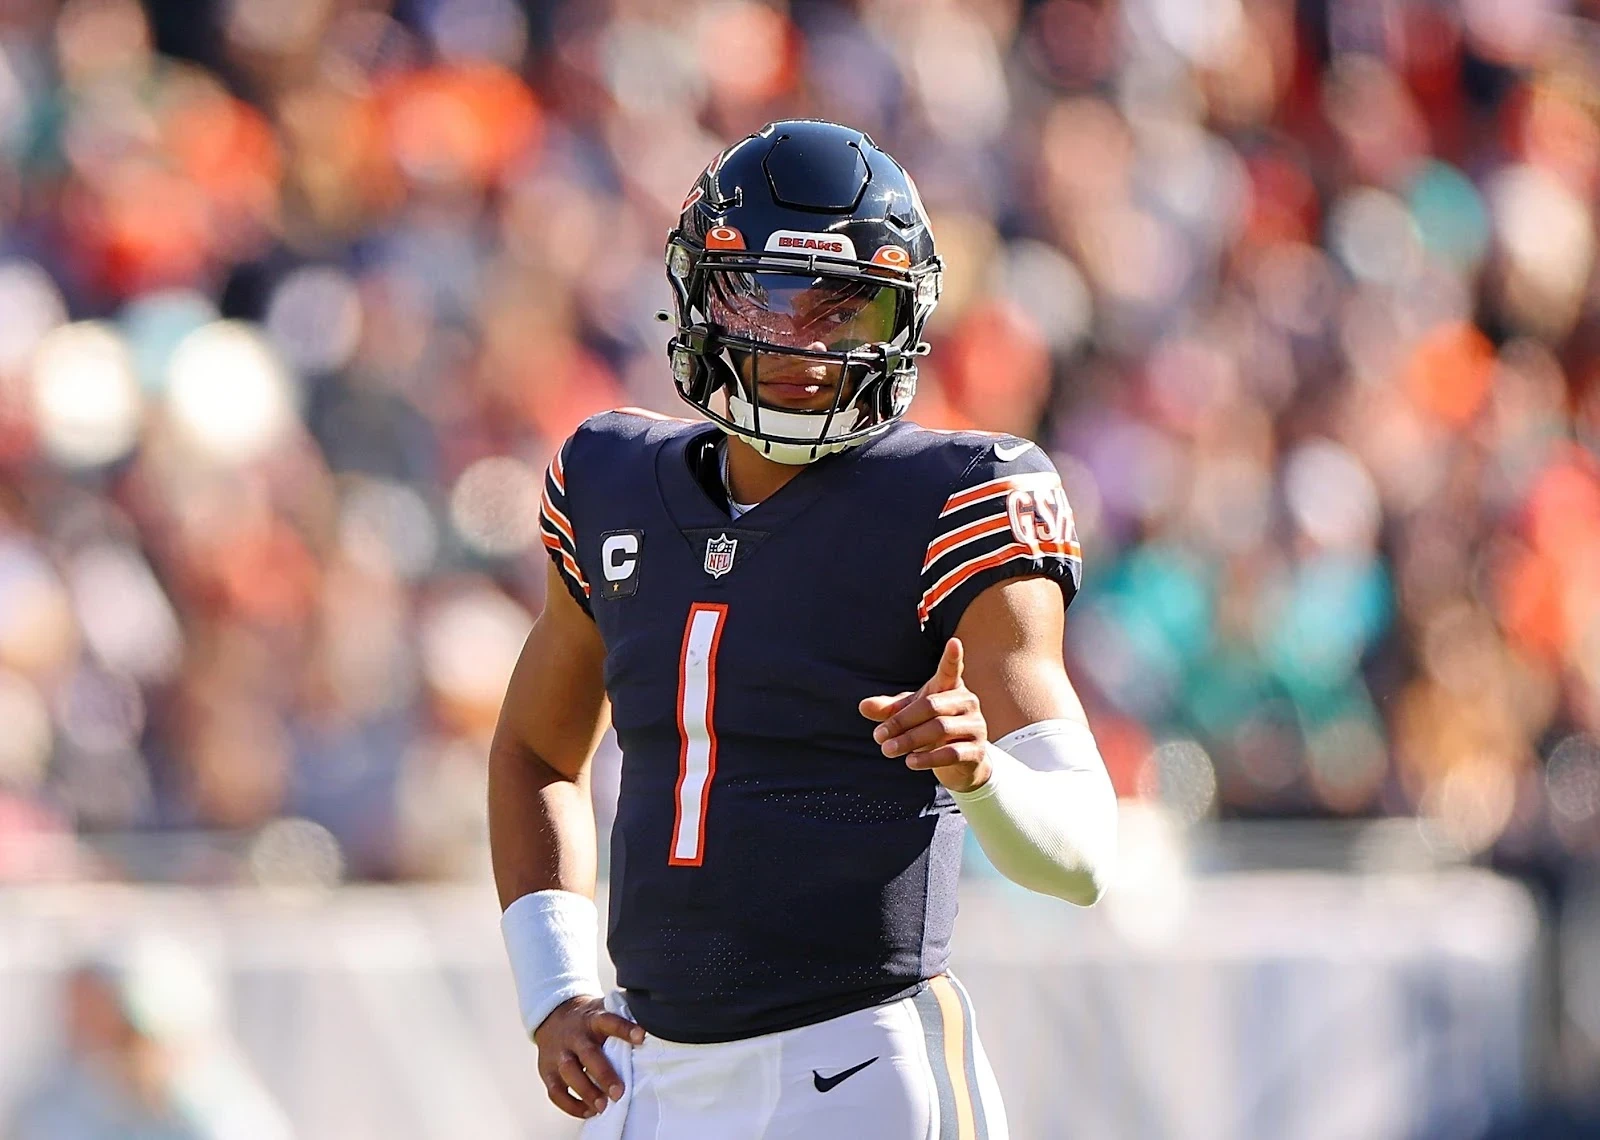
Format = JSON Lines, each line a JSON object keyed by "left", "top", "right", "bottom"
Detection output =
{"left": 0, "top": 871, "right": 1537, "bottom": 1140}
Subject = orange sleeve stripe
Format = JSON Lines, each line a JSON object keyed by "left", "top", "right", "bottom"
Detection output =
{"left": 541, "top": 504, "right": 575, "bottom": 549}
{"left": 550, "top": 451, "right": 566, "bottom": 495}
{"left": 918, "top": 540, "right": 1079, "bottom": 623}
{"left": 922, "top": 513, "right": 1010, "bottom": 572}
{"left": 926, "top": 534, "right": 1083, "bottom": 599}
{"left": 938, "top": 472, "right": 1061, "bottom": 517}
{"left": 540, "top": 489, "right": 576, "bottom": 548}
{"left": 537, "top": 488, "right": 588, "bottom": 593}
{"left": 921, "top": 542, "right": 1031, "bottom": 619}
{"left": 559, "top": 548, "right": 590, "bottom": 594}
{"left": 566, "top": 554, "right": 591, "bottom": 596}
{"left": 542, "top": 532, "right": 589, "bottom": 594}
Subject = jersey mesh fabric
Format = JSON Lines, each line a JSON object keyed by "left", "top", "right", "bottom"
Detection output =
{"left": 543, "top": 410, "right": 1080, "bottom": 1043}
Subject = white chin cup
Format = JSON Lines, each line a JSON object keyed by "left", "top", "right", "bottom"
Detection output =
{"left": 723, "top": 389, "right": 880, "bottom": 465}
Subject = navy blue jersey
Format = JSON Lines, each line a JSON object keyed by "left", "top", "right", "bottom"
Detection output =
{"left": 537, "top": 408, "right": 1081, "bottom": 1043}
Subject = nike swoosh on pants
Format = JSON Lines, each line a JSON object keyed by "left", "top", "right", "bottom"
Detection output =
{"left": 812, "top": 1056, "right": 879, "bottom": 1093}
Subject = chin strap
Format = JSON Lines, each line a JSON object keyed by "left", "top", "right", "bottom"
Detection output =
{"left": 722, "top": 390, "right": 873, "bottom": 464}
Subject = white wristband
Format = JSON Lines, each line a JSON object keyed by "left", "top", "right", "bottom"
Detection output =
{"left": 500, "top": 889, "right": 605, "bottom": 1040}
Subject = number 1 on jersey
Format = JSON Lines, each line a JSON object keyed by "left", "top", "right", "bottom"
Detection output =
{"left": 671, "top": 603, "right": 728, "bottom": 866}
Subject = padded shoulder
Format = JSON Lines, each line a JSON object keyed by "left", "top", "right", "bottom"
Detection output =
{"left": 870, "top": 422, "right": 1042, "bottom": 481}
{"left": 569, "top": 406, "right": 703, "bottom": 459}
{"left": 883, "top": 423, "right": 1081, "bottom": 641}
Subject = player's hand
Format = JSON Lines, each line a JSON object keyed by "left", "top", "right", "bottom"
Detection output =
{"left": 533, "top": 995, "right": 645, "bottom": 1120}
{"left": 859, "top": 638, "right": 992, "bottom": 794}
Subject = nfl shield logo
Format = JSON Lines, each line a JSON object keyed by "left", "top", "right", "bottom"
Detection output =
{"left": 704, "top": 534, "right": 737, "bottom": 578}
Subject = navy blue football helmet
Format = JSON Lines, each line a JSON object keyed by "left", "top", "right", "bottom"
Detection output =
{"left": 664, "top": 120, "right": 942, "bottom": 464}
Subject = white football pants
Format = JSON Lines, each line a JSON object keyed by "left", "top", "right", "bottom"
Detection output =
{"left": 580, "top": 974, "right": 1008, "bottom": 1140}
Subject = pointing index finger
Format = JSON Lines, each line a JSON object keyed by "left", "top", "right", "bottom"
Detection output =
{"left": 859, "top": 691, "right": 916, "bottom": 722}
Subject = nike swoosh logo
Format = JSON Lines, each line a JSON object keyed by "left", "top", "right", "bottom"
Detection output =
{"left": 813, "top": 1056, "right": 879, "bottom": 1093}
{"left": 993, "top": 439, "right": 1033, "bottom": 461}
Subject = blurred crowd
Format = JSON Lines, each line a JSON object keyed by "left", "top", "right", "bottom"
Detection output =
{"left": 0, "top": 0, "right": 1599, "bottom": 884}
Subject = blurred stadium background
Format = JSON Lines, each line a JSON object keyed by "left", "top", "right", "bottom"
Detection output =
{"left": 0, "top": 0, "right": 1599, "bottom": 1136}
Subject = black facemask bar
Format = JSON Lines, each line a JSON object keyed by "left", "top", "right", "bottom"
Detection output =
{"left": 725, "top": 332, "right": 893, "bottom": 450}
{"left": 664, "top": 235, "right": 941, "bottom": 456}
{"left": 674, "top": 324, "right": 903, "bottom": 455}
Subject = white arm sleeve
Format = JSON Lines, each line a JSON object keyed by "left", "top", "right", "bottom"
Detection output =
{"left": 950, "top": 718, "right": 1118, "bottom": 905}
{"left": 500, "top": 889, "right": 605, "bottom": 1039}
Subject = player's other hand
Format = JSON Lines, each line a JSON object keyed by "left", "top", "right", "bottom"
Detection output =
{"left": 860, "top": 638, "right": 992, "bottom": 794}
{"left": 533, "top": 995, "right": 645, "bottom": 1120}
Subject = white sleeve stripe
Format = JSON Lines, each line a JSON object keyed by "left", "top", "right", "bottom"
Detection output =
{"left": 921, "top": 513, "right": 1011, "bottom": 573}
{"left": 919, "top": 542, "right": 1032, "bottom": 623}
{"left": 917, "top": 539, "right": 1078, "bottom": 623}
{"left": 561, "top": 551, "right": 591, "bottom": 597}
{"left": 541, "top": 535, "right": 591, "bottom": 595}
{"left": 540, "top": 504, "right": 575, "bottom": 550}
{"left": 540, "top": 490, "right": 577, "bottom": 549}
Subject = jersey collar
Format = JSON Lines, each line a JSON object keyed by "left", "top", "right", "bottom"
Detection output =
{"left": 656, "top": 421, "right": 901, "bottom": 541}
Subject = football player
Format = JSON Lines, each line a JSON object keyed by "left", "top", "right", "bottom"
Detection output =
{"left": 489, "top": 120, "right": 1117, "bottom": 1138}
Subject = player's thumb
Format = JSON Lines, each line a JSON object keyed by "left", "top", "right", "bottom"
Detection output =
{"left": 929, "top": 638, "right": 964, "bottom": 692}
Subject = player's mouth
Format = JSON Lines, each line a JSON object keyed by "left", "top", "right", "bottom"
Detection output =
{"left": 761, "top": 379, "right": 829, "bottom": 397}
{"left": 757, "top": 377, "right": 839, "bottom": 410}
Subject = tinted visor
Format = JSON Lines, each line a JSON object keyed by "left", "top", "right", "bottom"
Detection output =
{"left": 707, "top": 270, "right": 900, "bottom": 354}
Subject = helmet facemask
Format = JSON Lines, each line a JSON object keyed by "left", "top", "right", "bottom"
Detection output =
{"left": 666, "top": 239, "right": 940, "bottom": 464}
